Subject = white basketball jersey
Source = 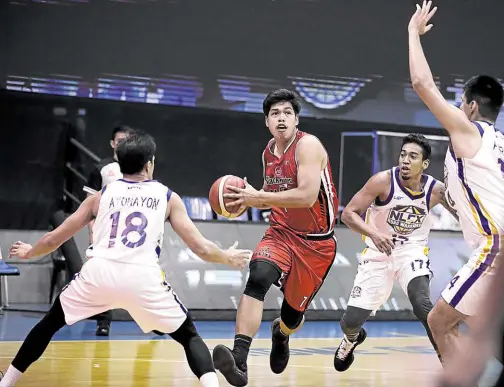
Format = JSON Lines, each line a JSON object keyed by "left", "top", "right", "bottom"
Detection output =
{"left": 101, "top": 162, "right": 123, "bottom": 187}
{"left": 92, "top": 179, "right": 170, "bottom": 266}
{"left": 444, "top": 121, "right": 504, "bottom": 263}
{"left": 363, "top": 167, "right": 437, "bottom": 254}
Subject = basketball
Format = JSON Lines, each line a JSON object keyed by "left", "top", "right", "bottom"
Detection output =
{"left": 209, "top": 175, "right": 248, "bottom": 218}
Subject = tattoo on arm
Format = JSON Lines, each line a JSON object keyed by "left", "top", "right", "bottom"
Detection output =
{"left": 437, "top": 186, "right": 459, "bottom": 221}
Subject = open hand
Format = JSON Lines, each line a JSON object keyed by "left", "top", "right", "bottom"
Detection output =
{"left": 225, "top": 241, "right": 252, "bottom": 270}
{"left": 370, "top": 231, "right": 396, "bottom": 256}
{"left": 9, "top": 241, "right": 33, "bottom": 259}
{"left": 408, "top": 0, "right": 437, "bottom": 35}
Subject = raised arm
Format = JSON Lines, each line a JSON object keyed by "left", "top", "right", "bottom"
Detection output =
{"left": 341, "top": 171, "right": 396, "bottom": 255}
{"left": 166, "top": 192, "right": 251, "bottom": 269}
{"left": 9, "top": 194, "right": 99, "bottom": 259}
{"left": 408, "top": 1, "right": 480, "bottom": 158}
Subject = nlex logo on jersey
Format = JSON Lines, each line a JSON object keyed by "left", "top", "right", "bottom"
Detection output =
{"left": 387, "top": 205, "right": 427, "bottom": 234}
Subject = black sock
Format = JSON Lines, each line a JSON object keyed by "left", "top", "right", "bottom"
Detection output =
{"left": 232, "top": 334, "right": 252, "bottom": 365}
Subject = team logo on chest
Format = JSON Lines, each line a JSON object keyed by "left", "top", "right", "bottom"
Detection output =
{"left": 387, "top": 205, "right": 427, "bottom": 234}
{"left": 265, "top": 164, "right": 294, "bottom": 186}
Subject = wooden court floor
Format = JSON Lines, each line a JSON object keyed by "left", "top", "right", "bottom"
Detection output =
{"left": 0, "top": 314, "right": 500, "bottom": 386}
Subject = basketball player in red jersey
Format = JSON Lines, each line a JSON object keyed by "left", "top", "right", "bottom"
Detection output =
{"left": 212, "top": 89, "right": 338, "bottom": 387}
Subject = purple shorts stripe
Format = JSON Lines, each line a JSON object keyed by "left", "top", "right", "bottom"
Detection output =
{"left": 449, "top": 269, "right": 483, "bottom": 308}
{"left": 173, "top": 293, "right": 188, "bottom": 315}
{"left": 449, "top": 235, "right": 499, "bottom": 308}
{"left": 484, "top": 234, "right": 500, "bottom": 266}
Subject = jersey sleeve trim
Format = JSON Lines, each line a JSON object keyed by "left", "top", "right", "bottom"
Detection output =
{"left": 473, "top": 121, "right": 485, "bottom": 137}
{"left": 448, "top": 143, "right": 456, "bottom": 161}
{"left": 425, "top": 178, "right": 436, "bottom": 211}
{"left": 167, "top": 189, "right": 173, "bottom": 202}
{"left": 375, "top": 168, "right": 394, "bottom": 207}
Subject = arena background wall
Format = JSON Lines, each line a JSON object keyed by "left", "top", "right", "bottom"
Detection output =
{"left": 0, "top": 225, "right": 469, "bottom": 320}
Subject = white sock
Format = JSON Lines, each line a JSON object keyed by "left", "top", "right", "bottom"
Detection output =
{"left": 199, "top": 371, "right": 219, "bottom": 387}
{"left": 0, "top": 365, "right": 22, "bottom": 386}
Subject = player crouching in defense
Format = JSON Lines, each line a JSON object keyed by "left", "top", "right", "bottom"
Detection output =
{"left": 0, "top": 131, "right": 251, "bottom": 387}
{"left": 334, "top": 134, "right": 458, "bottom": 371}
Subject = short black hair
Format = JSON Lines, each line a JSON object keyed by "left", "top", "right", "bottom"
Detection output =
{"left": 463, "top": 75, "right": 504, "bottom": 121}
{"left": 116, "top": 131, "right": 156, "bottom": 175}
{"left": 111, "top": 125, "right": 135, "bottom": 141}
{"left": 402, "top": 133, "right": 431, "bottom": 160}
{"left": 263, "top": 89, "right": 301, "bottom": 116}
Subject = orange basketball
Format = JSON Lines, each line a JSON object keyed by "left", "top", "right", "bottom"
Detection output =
{"left": 209, "top": 175, "right": 248, "bottom": 218}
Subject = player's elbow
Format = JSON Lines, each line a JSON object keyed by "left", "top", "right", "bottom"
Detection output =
{"left": 411, "top": 77, "right": 436, "bottom": 92}
{"left": 341, "top": 208, "right": 351, "bottom": 225}
{"left": 341, "top": 207, "right": 357, "bottom": 227}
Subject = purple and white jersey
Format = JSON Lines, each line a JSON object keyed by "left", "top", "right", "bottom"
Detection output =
{"left": 92, "top": 179, "right": 170, "bottom": 267}
{"left": 444, "top": 120, "right": 504, "bottom": 269}
{"left": 362, "top": 167, "right": 436, "bottom": 257}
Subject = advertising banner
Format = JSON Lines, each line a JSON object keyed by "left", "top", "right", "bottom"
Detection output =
{"left": 75, "top": 222, "right": 470, "bottom": 318}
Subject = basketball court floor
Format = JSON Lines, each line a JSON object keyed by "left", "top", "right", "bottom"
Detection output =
{"left": 0, "top": 312, "right": 501, "bottom": 386}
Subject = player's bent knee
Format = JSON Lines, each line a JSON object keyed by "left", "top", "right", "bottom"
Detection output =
{"left": 243, "top": 260, "right": 282, "bottom": 302}
{"left": 280, "top": 301, "right": 304, "bottom": 330}
{"left": 40, "top": 295, "right": 67, "bottom": 333}
{"left": 169, "top": 316, "right": 199, "bottom": 346}
{"left": 407, "top": 276, "right": 433, "bottom": 323}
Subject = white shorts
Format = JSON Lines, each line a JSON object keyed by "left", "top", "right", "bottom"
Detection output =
{"left": 440, "top": 239, "right": 500, "bottom": 316}
{"left": 347, "top": 246, "right": 432, "bottom": 312}
{"left": 60, "top": 257, "right": 187, "bottom": 334}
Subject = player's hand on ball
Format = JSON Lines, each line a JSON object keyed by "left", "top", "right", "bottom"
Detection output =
{"left": 224, "top": 177, "right": 263, "bottom": 208}
{"left": 408, "top": 0, "right": 437, "bottom": 35}
{"left": 225, "top": 241, "right": 252, "bottom": 270}
{"left": 370, "top": 232, "right": 396, "bottom": 256}
{"left": 8, "top": 241, "right": 33, "bottom": 259}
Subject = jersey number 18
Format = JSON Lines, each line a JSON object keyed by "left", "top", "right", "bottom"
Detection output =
{"left": 108, "top": 211, "right": 148, "bottom": 248}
